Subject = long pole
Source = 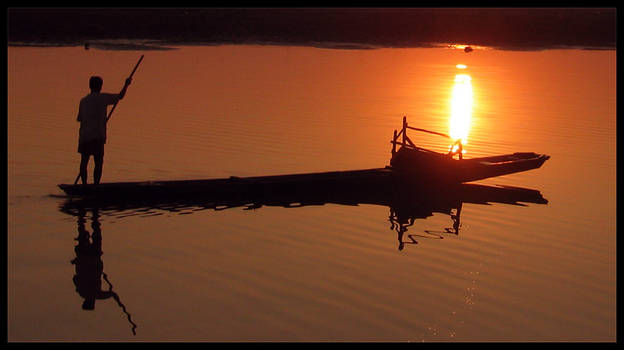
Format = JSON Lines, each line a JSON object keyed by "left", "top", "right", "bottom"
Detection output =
{"left": 74, "top": 55, "right": 144, "bottom": 185}
{"left": 405, "top": 126, "right": 451, "bottom": 139}
{"left": 106, "top": 55, "right": 144, "bottom": 123}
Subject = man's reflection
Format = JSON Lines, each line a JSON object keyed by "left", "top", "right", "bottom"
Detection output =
{"left": 70, "top": 208, "right": 116, "bottom": 309}
{"left": 70, "top": 207, "right": 137, "bottom": 335}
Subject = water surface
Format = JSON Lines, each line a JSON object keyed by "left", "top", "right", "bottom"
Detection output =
{"left": 7, "top": 44, "right": 616, "bottom": 341}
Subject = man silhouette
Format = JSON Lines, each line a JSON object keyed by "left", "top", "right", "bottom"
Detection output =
{"left": 76, "top": 76, "right": 131, "bottom": 185}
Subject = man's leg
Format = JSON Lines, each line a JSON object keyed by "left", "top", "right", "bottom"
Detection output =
{"left": 93, "top": 154, "right": 104, "bottom": 185}
{"left": 79, "top": 153, "right": 90, "bottom": 185}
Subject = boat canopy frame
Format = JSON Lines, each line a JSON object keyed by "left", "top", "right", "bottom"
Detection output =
{"left": 390, "top": 116, "right": 465, "bottom": 159}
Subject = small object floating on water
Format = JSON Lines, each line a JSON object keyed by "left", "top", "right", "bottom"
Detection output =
{"left": 464, "top": 46, "right": 473, "bottom": 53}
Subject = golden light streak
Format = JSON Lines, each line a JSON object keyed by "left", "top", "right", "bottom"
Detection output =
{"left": 449, "top": 73, "right": 473, "bottom": 150}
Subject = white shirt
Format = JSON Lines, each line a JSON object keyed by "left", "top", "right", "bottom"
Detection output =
{"left": 77, "top": 92, "right": 119, "bottom": 143}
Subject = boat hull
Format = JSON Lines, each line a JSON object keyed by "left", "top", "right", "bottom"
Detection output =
{"left": 58, "top": 149, "right": 549, "bottom": 201}
{"left": 390, "top": 147, "right": 550, "bottom": 183}
{"left": 58, "top": 168, "right": 395, "bottom": 200}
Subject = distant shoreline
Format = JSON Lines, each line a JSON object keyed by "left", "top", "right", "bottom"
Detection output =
{"left": 8, "top": 8, "right": 616, "bottom": 52}
{"left": 7, "top": 39, "right": 615, "bottom": 52}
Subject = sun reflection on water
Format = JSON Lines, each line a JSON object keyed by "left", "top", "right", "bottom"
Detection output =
{"left": 449, "top": 71, "right": 473, "bottom": 153}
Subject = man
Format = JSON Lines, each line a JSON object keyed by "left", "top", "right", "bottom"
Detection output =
{"left": 76, "top": 76, "right": 131, "bottom": 185}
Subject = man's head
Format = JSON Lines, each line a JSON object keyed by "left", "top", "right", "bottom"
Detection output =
{"left": 89, "top": 76, "right": 103, "bottom": 92}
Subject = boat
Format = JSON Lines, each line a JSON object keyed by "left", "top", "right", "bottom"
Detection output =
{"left": 389, "top": 117, "right": 550, "bottom": 183}
{"left": 58, "top": 116, "right": 549, "bottom": 199}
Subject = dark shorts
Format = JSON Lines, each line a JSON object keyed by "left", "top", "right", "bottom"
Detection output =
{"left": 78, "top": 139, "right": 105, "bottom": 156}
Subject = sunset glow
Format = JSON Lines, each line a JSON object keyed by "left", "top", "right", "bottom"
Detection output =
{"left": 449, "top": 73, "right": 473, "bottom": 148}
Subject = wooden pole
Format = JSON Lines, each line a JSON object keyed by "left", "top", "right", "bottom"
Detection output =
{"left": 392, "top": 130, "right": 397, "bottom": 155}
{"left": 402, "top": 116, "right": 407, "bottom": 145}
{"left": 106, "top": 55, "right": 144, "bottom": 123}
{"left": 405, "top": 126, "right": 451, "bottom": 139}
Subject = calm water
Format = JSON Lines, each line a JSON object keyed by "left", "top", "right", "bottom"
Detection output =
{"left": 7, "top": 44, "right": 616, "bottom": 341}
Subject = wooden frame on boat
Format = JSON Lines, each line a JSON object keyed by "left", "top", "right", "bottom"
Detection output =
{"left": 391, "top": 115, "right": 463, "bottom": 159}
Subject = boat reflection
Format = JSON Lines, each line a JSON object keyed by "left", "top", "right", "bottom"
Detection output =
{"left": 386, "top": 183, "right": 547, "bottom": 250}
{"left": 390, "top": 197, "right": 463, "bottom": 251}
{"left": 70, "top": 207, "right": 138, "bottom": 335}
{"left": 60, "top": 181, "right": 546, "bottom": 332}
{"left": 60, "top": 181, "right": 547, "bottom": 251}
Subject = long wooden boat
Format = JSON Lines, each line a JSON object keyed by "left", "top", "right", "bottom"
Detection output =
{"left": 58, "top": 117, "right": 550, "bottom": 199}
